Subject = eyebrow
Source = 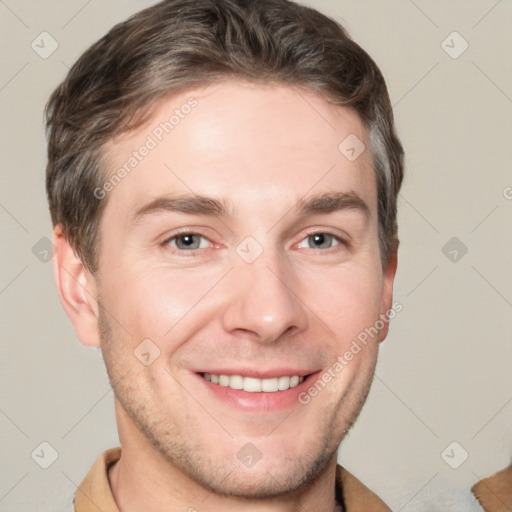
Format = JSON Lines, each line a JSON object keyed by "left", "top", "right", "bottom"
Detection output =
{"left": 295, "top": 191, "right": 370, "bottom": 218}
{"left": 130, "top": 191, "right": 370, "bottom": 227}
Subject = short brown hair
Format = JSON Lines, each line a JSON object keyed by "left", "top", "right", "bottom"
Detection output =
{"left": 45, "top": 0, "right": 404, "bottom": 274}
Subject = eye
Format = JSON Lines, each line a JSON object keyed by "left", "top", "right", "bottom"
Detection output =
{"left": 297, "top": 232, "right": 343, "bottom": 251}
{"left": 165, "top": 233, "right": 211, "bottom": 251}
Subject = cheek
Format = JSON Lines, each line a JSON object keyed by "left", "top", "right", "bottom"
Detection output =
{"left": 307, "top": 265, "right": 383, "bottom": 336}
{"left": 100, "top": 264, "right": 222, "bottom": 342}
{"left": 309, "top": 267, "right": 382, "bottom": 397}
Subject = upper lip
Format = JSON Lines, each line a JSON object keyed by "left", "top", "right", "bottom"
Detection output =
{"left": 194, "top": 368, "right": 317, "bottom": 379}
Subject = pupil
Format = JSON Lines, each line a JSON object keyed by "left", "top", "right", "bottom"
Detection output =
{"left": 312, "top": 234, "right": 326, "bottom": 248}
{"left": 313, "top": 233, "right": 328, "bottom": 247}
{"left": 178, "top": 234, "right": 197, "bottom": 248}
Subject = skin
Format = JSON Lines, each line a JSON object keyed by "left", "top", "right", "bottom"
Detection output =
{"left": 53, "top": 80, "right": 397, "bottom": 512}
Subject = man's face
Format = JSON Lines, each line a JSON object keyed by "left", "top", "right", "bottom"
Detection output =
{"left": 92, "top": 81, "right": 395, "bottom": 497}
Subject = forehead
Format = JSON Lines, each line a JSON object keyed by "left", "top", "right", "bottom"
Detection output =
{"left": 101, "top": 80, "right": 376, "bottom": 225}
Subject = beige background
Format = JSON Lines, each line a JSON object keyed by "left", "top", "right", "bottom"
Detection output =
{"left": 1, "top": 1, "right": 511, "bottom": 510}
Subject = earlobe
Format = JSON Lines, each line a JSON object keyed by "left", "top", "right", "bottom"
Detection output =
{"left": 378, "top": 248, "right": 398, "bottom": 343}
{"left": 52, "top": 225, "right": 101, "bottom": 348}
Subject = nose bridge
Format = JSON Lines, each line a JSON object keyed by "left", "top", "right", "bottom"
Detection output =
{"left": 220, "top": 245, "right": 308, "bottom": 343}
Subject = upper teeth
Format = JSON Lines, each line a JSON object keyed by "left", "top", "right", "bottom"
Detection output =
{"left": 203, "top": 373, "right": 304, "bottom": 392}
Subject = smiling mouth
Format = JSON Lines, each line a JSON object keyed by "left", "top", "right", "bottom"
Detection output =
{"left": 201, "top": 373, "right": 307, "bottom": 392}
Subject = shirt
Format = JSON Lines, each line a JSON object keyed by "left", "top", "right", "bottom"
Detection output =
{"left": 70, "top": 447, "right": 392, "bottom": 511}
{"left": 471, "top": 464, "right": 512, "bottom": 512}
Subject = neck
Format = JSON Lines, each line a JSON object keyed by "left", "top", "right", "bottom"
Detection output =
{"left": 109, "top": 403, "right": 342, "bottom": 512}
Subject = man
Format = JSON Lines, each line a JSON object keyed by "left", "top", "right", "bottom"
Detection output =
{"left": 46, "top": 0, "right": 404, "bottom": 510}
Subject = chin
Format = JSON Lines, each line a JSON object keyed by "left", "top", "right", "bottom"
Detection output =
{"left": 190, "top": 453, "right": 333, "bottom": 500}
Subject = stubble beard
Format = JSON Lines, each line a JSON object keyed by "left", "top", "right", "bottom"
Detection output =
{"left": 98, "top": 308, "right": 378, "bottom": 500}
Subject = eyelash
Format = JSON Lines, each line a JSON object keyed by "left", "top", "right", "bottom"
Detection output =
{"left": 161, "top": 229, "right": 347, "bottom": 257}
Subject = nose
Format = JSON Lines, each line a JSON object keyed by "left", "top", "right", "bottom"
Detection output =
{"left": 220, "top": 250, "right": 309, "bottom": 344}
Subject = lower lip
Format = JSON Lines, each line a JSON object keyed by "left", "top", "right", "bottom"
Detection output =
{"left": 194, "top": 372, "right": 320, "bottom": 412}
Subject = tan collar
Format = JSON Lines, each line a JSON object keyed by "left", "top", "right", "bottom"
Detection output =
{"left": 74, "top": 447, "right": 391, "bottom": 512}
{"left": 335, "top": 464, "right": 391, "bottom": 511}
{"left": 471, "top": 464, "right": 512, "bottom": 512}
{"left": 74, "top": 448, "right": 120, "bottom": 512}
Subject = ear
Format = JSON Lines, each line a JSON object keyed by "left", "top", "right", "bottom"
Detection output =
{"left": 378, "top": 248, "right": 398, "bottom": 343}
{"left": 52, "top": 225, "right": 101, "bottom": 348}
